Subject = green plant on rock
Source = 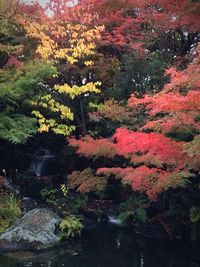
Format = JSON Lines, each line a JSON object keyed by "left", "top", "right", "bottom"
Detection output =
{"left": 59, "top": 215, "right": 83, "bottom": 239}
{"left": 0, "top": 194, "right": 21, "bottom": 233}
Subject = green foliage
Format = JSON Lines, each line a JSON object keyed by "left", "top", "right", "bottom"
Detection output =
{"left": 194, "top": 114, "right": 200, "bottom": 122}
{"left": 184, "top": 135, "right": 200, "bottom": 157}
{"left": 64, "top": 194, "right": 88, "bottom": 214}
{"left": 59, "top": 215, "right": 83, "bottom": 239}
{"left": 0, "top": 60, "right": 56, "bottom": 143}
{"left": 0, "top": 194, "right": 21, "bottom": 233}
{"left": 40, "top": 188, "right": 57, "bottom": 204}
{"left": 41, "top": 188, "right": 88, "bottom": 215}
{"left": 60, "top": 184, "right": 68, "bottom": 197}
{"left": 0, "top": 60, "right": 55, "bottom": 101}
{"left": 113, "top": 52, "right": 167, "bottom": 100}
{"left": 167, "top": 126, "right": 195, "bottom": 142}
{"left": 119, "top": 195, "right": 149, "bottom": 224}
{"left": 159, "top": 171, "right": 193, "bottom": 192}
{"left": 0, "top": 114, "right": 37, "bottom": 144}
{"left": 88, "top": 99, "right": 137, "bottom": 137}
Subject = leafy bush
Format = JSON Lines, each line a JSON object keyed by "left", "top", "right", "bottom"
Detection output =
{"left": 0, "top": 194, "right": 21, "bottom": 233}
{"left": 59, "top": 215, "right": 83, "bottom": 239}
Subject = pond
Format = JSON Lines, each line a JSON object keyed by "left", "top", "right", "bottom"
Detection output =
{"left": 0, "top": 224, "right": 200, "bottom": 267}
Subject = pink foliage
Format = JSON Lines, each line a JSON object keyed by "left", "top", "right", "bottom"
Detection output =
{"left": 7, "top": 56, "right": 22, "bottom": 67}
{"left": 113, "top": 128, "right": 185, "bottom": 167}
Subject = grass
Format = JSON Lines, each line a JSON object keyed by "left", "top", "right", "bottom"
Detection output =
{"left": 0, "top": 193, "right": 21, "bottom": 234}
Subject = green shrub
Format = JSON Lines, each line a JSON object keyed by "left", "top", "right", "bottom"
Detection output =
{"left": 61, "top": 194, "right": 88, "bottom": 214}
{"left": 119, "top": 195, "right": 148, "bottom": 224}
{"left": 0, "top": 194, "right": 21, "bottom": 233}
{"left": 59, "top": 215, "right": 83, "bottom": 239}
{"left": 40, "top": 188, "right": 57, "bottom": 204}
{"left": 41, "top": 188, "right": 88, "bottom": 215}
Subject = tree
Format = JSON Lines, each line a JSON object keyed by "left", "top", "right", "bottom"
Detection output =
{"left": 0, "top": 1, "right": 56, "bottom": 144}
{"left": 19, "top": 0, "right": 104, "bottom": 136}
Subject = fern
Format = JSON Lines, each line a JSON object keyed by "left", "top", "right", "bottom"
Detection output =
{"left": 59, "top": 215, "right": 83, "bottom": 239}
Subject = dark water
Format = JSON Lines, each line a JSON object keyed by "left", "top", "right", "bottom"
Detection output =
{"left": 1, "top": 225, "right": 200, "bottom": 267}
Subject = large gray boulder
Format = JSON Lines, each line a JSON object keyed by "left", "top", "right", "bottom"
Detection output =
{"left": 0, "top": 208, "right": 61, "bottom": 251}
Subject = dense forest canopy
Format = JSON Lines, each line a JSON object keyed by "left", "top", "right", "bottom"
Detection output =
{"left": 0, "top": 0, "right": 200, "bottom": 239}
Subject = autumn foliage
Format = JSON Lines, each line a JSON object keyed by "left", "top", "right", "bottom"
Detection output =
{"left": 66, "top": 0, "right": 200, "bottom": 53}
{"left": 69, "top": 127, "right": 193, "bottom": 199}
{"left": 1, "top": 0, "right": 200, "bottom": 232}
{"left": 67, "top": 3, "right": 200, "bottom": 199}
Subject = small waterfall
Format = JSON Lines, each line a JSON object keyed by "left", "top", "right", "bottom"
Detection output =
{"left": 108, "top": 215, "right": 122, "bottom": 226}
{"left": 28, "top": 149, "right": 58, "bottom": 177}
{"left": 30, "top": 155, "right": 55, "bottom": 177}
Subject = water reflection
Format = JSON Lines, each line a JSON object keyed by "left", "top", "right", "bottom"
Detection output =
{"left": 1, "top": 225, "right": 200, "bottom": 267}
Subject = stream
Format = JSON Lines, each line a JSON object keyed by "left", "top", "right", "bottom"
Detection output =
{"left": 0, "top": 224, "right": 200, "bottom": 267}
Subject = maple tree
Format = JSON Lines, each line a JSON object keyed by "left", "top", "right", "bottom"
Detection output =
{"left": 69, "top": 127, "right": 193, "bottom": 199}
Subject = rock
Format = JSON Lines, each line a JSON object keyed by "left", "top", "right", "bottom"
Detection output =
{"left": 0, "top": 208, "right": 61, "bottom": 251}
{"left": 22, "top": 197, "right": 38, "bottom": 211}
{"left": 0, "top": 176, "right": 19, "bottom": 195}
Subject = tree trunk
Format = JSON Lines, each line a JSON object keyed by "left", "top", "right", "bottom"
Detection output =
{"left": 80, "top": 96, "right": 86, "bottom": 135}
